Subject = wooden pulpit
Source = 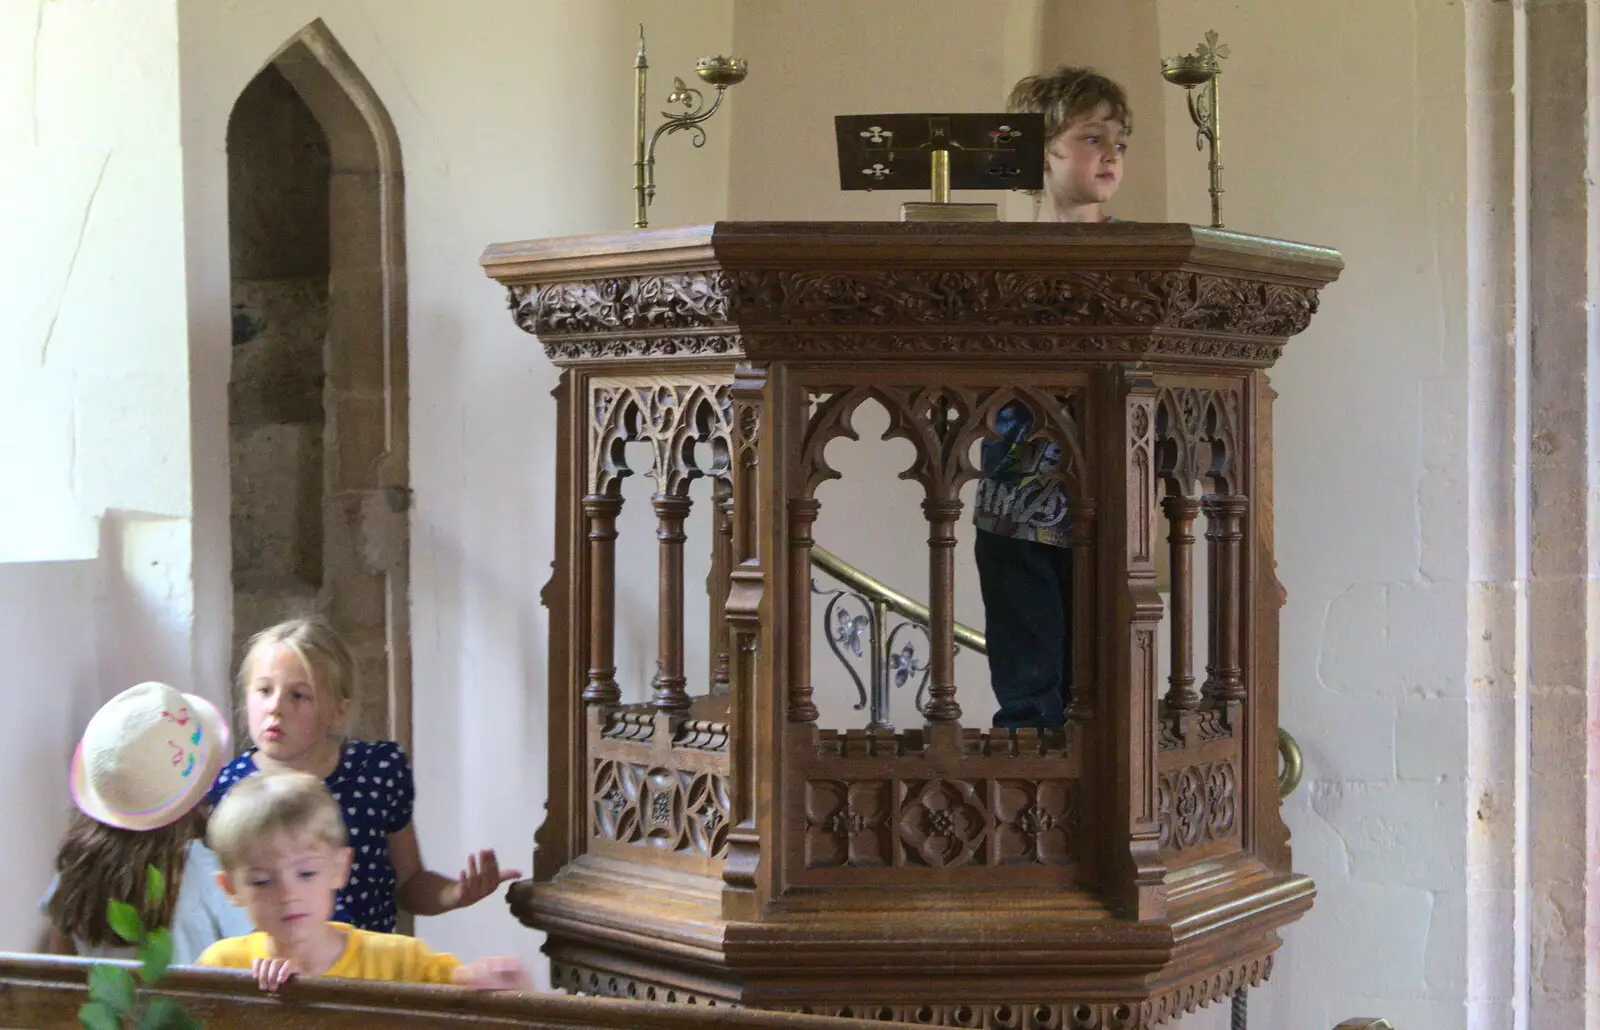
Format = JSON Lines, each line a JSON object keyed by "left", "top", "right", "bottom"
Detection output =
{"left": 482, "top": 222, "right": 1342, "bottom": 1028}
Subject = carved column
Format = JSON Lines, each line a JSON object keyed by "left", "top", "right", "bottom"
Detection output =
{"left": 1104, "top": 367, "right": 1165, "bottom": 920}
{"left": 721, "top": 365, "right": 767, "bottom": 909}
{"left": 922, "top": 497, "right": 964, "bottom": 724}
{"left": 786, "top": 497, "right": 821, "bottom": 724}
{"left": 582, "top": 494, "right": 623, "bottom": 706}
{"left": 1162, "top": 494, "right": 1203, "bottom": 712}
{"left": 1203, "top": 495, "right": 1249, "bottom": 704}
{"left": 651, "top": 493, "right": 694, "bottom": 711}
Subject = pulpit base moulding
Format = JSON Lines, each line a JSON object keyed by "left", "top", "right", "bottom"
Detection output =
{"left": 481, "top": 221, "right": 1343, "bottom": 1029}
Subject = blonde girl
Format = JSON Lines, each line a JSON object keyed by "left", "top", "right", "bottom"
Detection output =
{"left": 45, "top": 681, "right": 251, "bottom": 962}
{"left": 205, "top": 618, "right": 518, "bottom": 933}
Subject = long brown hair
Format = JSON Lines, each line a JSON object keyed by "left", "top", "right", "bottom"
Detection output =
{"left": 47, "top": 808, "right": 203, "bottom": 946}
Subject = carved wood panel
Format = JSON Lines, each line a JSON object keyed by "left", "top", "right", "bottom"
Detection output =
{"left": 592, "top": 759, "right": 731, "bottom": 858}
{"left": 1154, "top": 385, "right": 1244, "bottom": 496}
{"left": 588, "top": 705, "right": 733, "bottom": 875}
{"left": 799, "top": 384, "right": 1088, "bottom": 503}
{"left": 1156, "top": 756, "right": 1239, "bottom": 856}
{"left": 791, "top": 730, "right": 1086, "bottom": 883}
{"left": 590, "top": 379, "right": 734, "bottom": 497}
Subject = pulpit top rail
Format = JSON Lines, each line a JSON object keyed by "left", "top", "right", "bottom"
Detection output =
{"left": 481, "top": 221, "right": 1343, "bottom": 288}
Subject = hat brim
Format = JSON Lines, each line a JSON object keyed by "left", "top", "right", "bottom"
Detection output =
{"left": 70, "top": 692, "right": 231, "bottom": 832}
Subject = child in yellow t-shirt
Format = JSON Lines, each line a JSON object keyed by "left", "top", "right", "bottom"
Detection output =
{"left": 196, "top": 771, "right": 528, "bottom": 992}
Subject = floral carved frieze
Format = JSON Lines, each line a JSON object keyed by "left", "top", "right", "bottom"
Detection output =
{"left": 803, "top": 777, "right": 1080, "bottom": 869}
{"left": 731, "top": 269, "right": 1317, "bottom": 337}
{"left": 591, "top": 759, "right": 731, "bottom": 859}
{"left": 1156, "top": 759, "right": 1238, "bottom": 854}
{"left": 505, "top": 269, "right": 1320, "bottom": 365}
{"left": 511, "top": 273, "right": 733, "bottom": 334}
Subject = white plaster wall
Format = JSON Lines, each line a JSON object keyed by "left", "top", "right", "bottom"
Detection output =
{"left": 1153, "top": 4, "right": 1471, "bottom": 1027}
{"left": 0, "top": 0, "right": 197, "bottom": 647}
{"left": 0, "top": 0, "right": 222, "bottom": 947}
{"left": 0, "top": 561, "right": 104, "bottom": 951}
{"left": 176, "top": 0, "right": 735, "bottom": 976}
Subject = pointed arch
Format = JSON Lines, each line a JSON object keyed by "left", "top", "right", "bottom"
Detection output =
{"left": 226, "top": 20, "right": 411, "bottom": 751}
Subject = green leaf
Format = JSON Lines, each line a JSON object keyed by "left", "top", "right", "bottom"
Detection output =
{"left": 144, "top": 865, "right": 166, "bottom": 911}
{"left": 87, "top": 964, "right": 135, "bottom": 1015}
{"left": 106, "top": 900, "right": 144, "bottom": 945}
{"left": 141, "top": 996, "right": 201, "bottom": 1030}
{"left": 78, "top": 999, "right": 122, "bottom": 1030}
{"left": 138, "top": 928, "right": 174, "bottom": 984}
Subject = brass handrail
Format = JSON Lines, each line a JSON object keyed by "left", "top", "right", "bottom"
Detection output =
{"left": 810, "top": 545, "right": 987, "bottom": 655}
{"left": 808, "top": 546, "right": 1305, "bottom": 800}
{"left": 1278, "top": 727, "right": 1303, "bottom": 798}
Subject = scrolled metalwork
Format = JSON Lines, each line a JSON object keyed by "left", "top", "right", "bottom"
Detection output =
{"left": 812, "top": 575, "right": 933, "bottom": 731}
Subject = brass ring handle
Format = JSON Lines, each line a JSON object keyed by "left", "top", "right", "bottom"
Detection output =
{"left": 1278, "top": 727, "right": 1303, "bottom": 798}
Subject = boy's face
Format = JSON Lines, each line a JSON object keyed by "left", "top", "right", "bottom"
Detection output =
{"left": 218, "top": 830, "right": 351, "bottom": 948}
{"left": 1042, "top": 101, "right": 1127, "bottom": 212}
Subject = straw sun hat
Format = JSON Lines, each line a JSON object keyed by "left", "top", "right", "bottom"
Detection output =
{"left": 70, "top": 682, "right": 229, "bottom": 832}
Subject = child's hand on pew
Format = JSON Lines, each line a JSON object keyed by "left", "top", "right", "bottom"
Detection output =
{"left": 453, "top": 955, "right": 531, "bottom": 992}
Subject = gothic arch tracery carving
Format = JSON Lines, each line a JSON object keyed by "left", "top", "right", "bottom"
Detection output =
{"left": 798, "top": 385, "right": 1088, "bottom": 504}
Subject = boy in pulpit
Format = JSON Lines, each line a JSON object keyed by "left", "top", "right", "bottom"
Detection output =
{"left": 974, "top": 68, "right": 1131, "bottom": 729}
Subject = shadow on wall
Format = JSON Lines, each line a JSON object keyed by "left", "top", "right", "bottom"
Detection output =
{"left": 0, "top": 555, "right": 98, "bottom": 951}
{"left": 0, "top": 510, "right": 208, "bottom": 952}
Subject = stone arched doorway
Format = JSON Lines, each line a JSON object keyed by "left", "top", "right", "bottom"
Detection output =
{"left": 226, "top": 21, "right": 411, "bottom": 749}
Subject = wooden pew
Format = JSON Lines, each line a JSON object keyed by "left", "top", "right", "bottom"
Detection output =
{"left": 0, "top": 953, "right": 920, "bottom": 1030}
{"left": 0, "top": 953, "right": 1401, "bottom": 1029}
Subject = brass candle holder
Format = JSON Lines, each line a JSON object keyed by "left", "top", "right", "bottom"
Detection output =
{"left": 1161, "top": 30, "right": 1229, "bottom": 228}
{"left": 632, "top": 26, "right": 747, "bottom": 229}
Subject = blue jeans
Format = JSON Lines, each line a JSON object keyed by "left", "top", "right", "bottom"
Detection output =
{"left": 974, "top": 529, "right": 1074, "bottom": 729}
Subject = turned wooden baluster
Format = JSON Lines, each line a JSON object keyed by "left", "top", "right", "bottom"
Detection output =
{"left": 923, "top": 497, "right": 964, "bottom": 723}
{"left": 1202, "top": 494, "right": 1249, "bottom": 703}
{"left": 708, "top": 481, "right": 734, "bottom": 697}
{"left": 786, "top": 498, "right": 821, "bottom": 723}
{"left": 1162, "top": 494, "right": 1203, "bottom": 711}
{"left": 1068, "top": 498, "right": 1098, "bottom": 722}
{"left": 649, "top": 493, "right": 694, "bottom": 711}
{"left": 582, "top": 494, "right": 623, "bottom": 706}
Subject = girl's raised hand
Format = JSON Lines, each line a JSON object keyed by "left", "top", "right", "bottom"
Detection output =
{"left": 446, "top": 848, "right": 523, "bottom": 910}
{"left": 251, "top": 956, "right": 296, "bottom": 992}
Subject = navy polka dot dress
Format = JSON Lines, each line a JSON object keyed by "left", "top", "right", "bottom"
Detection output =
{"left": 206, "top": 740, "right": 415, "bottom": 933}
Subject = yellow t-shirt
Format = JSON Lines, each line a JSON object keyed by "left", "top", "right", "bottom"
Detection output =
{"left": 196, "top": 923, "right": 461, "bottom": 985}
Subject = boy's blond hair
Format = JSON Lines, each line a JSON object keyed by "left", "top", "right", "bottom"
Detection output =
{"left": 208, "top": 771, "right": 347, "bottom": 871}
{"left": 1008, "top": 66, "right": 1133, "bottom": 140}
{"left": 238, "top": 618, "right": 357, "bottom": 708}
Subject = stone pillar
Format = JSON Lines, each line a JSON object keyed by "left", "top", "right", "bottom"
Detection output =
{"left": 1523, "top": 2, "right": 1597, "bottom": 1025}
{"left": 1465, "top": 1, "right": 1522, "bottom": 1026}
{"left": 1466, "top": 1, "right": 1598, "bottom": 1026}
